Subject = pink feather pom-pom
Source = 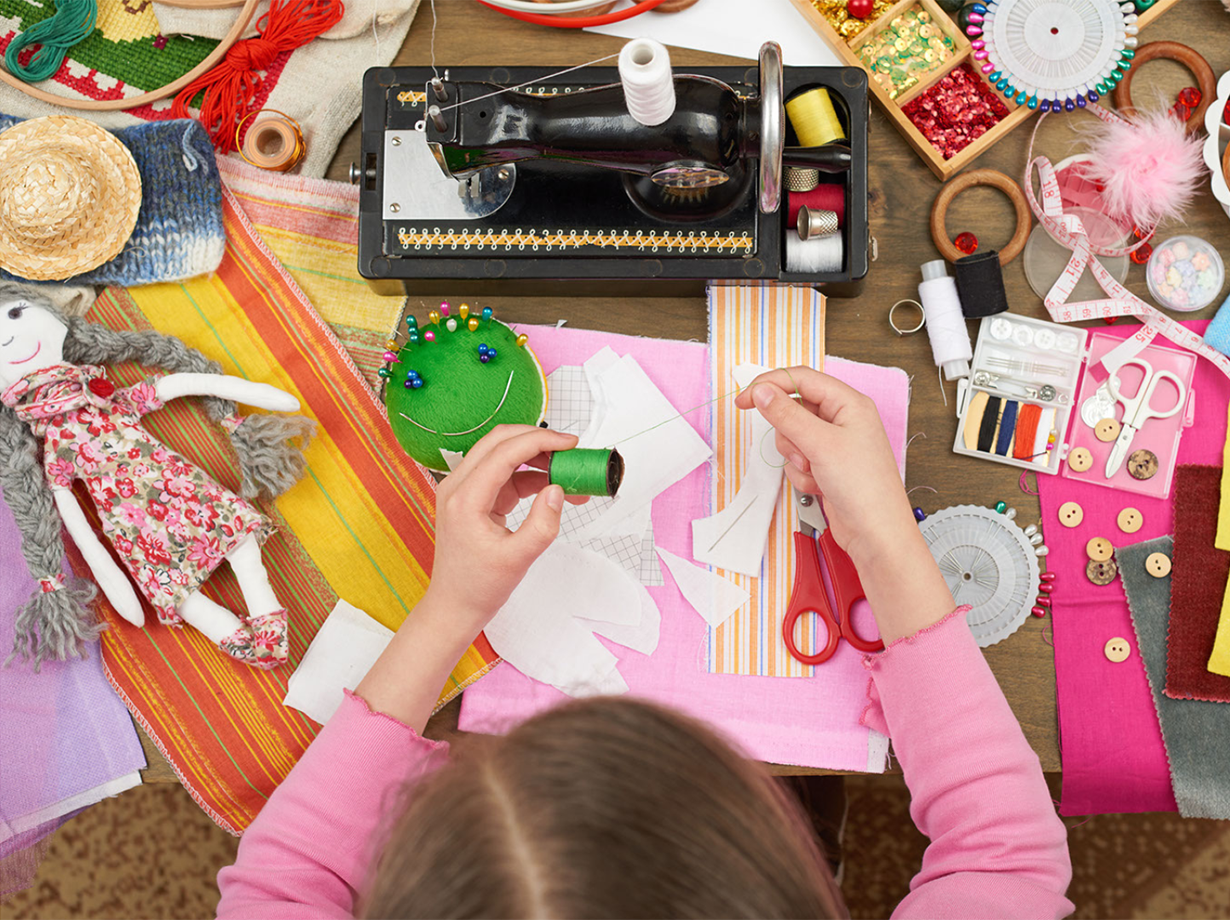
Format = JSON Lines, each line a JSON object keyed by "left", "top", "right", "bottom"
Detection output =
{"left": 1082, "top": 108, "right": 1206, "bottom": 231}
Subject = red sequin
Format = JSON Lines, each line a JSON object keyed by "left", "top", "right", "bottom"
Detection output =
{"left": 1130, "top": 241, "right": 1153, "bottom": 265}
{"left": 902, "top": 64, "right": 1009, "bottom": 160}
{"left": 954, "top": 232, "right": 979, "bottom": 255}
{"left": 88, "top": 378, "right": 116, "bottom": 398}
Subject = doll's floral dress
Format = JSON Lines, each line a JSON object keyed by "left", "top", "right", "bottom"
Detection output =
{"left": 2, "top": 363, "right": 284, "bottom": 667}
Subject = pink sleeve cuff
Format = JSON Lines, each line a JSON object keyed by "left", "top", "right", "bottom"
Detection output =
{"left": 859, "top": 607, "right": 973, "bottom": 736}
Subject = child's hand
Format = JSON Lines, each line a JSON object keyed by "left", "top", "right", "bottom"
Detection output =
{"left": 427, "top": 425, "right": 582, "bottom": 631}
{"left": 734, "top": 367, "right": 917, "bottom": 564}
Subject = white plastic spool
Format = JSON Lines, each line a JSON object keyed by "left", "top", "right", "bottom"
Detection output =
{"left": 619, "top": 38, "right": 676, "bottom": 127}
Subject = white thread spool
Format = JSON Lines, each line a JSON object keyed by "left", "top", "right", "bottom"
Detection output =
{"left": 786, "top": 231, "right": 843, "bottom": 274}
{"left": 918, "top": 260, "right": 972, "bottom": 380}
{"left": 619, "top": 38, "right": 676, "bottom": 126}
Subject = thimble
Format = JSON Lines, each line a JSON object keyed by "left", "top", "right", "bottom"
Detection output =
{"left": 784, "top": 167, "right": 820, "bottom": 193}
{"left": 797, "top": 207, "right": 840, "bottom": 241}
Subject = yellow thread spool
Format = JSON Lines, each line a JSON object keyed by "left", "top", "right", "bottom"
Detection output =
{"left": 237, "top": 109, "right": 306, "bottom": 172}
{"left": 786, "top": 88, "right": 846, "bottom": 148}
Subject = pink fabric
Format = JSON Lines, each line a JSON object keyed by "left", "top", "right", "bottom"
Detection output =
{"left": 457, "top": 325, "right": 910, "bottom": 772}
{"left": 217, "top": 616, "right": 1072, "bottom": 919}
{"left": 1039, "top": 320, "right": 1227, "bottom": 816}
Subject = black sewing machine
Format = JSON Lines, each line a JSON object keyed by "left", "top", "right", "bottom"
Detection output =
{"left": 354, "top": 44, "right": 869, "bottom": 297}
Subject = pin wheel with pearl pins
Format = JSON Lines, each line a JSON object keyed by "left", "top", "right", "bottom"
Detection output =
{"left": 967, "top": 0, "right": 1141, "bottom": 113}
{"left": 381, "top": 302, "right": 547, "bottom": 471}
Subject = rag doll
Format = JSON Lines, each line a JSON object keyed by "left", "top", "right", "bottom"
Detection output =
{"left": 0, "top": 283, "right": 315, "bottom": 669}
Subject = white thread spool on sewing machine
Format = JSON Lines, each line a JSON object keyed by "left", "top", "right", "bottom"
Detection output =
{"left": 619, "top": 38, "right": 676, "bottom": 126}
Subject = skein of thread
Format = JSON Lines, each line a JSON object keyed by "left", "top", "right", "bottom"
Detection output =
{"left": 549, "top": 448, "right": 624, "bottom": 497}
{"left": 954, "top": 249, "right": 1011, "bottom": 318}
{"left": 786, "top": 87, "right": 847, "bottom": 147}
{"left": 919, "top": 260, "right": 972, "bottom": 380}
{"left": 239, "top": 111, "right": 306, "bottom": 172}
{"left": 4, "top": 0, "right": 97, "bottom": 83}
{"left": 786, "top": 232, "right": 844, "bottom": 274}
{"left": 619, "top": 38, "right": 675, "bottom": 126}
{"left": 1205, "top": 291, "right": 1230, "bottom": 357}
{"left": 787, "top": 185, "right": 846, "bottom": 227}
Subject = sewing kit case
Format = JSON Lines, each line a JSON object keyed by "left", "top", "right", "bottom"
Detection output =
{"left": 355, "top": 63, "right": 870, "bottom": 297}
{"left": 953, "top": 315, "right": 1196, "bottom": 499}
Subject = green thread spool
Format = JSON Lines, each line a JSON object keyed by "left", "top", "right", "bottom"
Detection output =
{"left": 549, "top": 448, "right": 624, "bottom": 497}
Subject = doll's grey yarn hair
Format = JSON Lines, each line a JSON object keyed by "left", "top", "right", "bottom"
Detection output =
{"left": 0, "top": 283, "right": 315, "bottom": 668}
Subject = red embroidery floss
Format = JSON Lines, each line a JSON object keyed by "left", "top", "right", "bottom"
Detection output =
{"left": 170, "top": 0, "right": 344, "bottom": 152}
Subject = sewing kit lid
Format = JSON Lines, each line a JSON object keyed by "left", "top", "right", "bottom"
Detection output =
{"left": 0, "top": 115, "right": 143, "bottom": 281}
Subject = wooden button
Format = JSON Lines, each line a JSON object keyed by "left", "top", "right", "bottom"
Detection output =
{"left": 1086, "top": 537, "right": 1114, "bottom": 562}
{"left": 1118, "top": 508, "right": 1143, "bottom": 534}
{"left": 1058, "top": 501, "right": 1084, "bottom": 528}
{"left": 1128, "top": 449, "right": 1159, "bottom": 481}
{"left": 1095, "top": 418, "right": 1121, "bottom": 442}
{"left": 1087, "top": 558, "right": 1119, "bottom": 586}
{"left": 1068, "top": 447, "right": 1093, "bottom": 472}
{"left": 1105, "top": 637, "right": 1132, "bottom": 663}
{"left": 1146, "top": 552, "right": 1172, "bottom": 578}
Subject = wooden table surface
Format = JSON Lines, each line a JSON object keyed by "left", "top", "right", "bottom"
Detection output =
{"left": 139, "top": 0, "right": 1230, "bottom": 782}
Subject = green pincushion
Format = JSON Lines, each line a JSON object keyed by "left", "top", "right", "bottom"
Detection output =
{"left": 384, "top": 307, "right": 547, "bottom": 471}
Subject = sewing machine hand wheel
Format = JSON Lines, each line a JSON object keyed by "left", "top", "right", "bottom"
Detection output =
{"left": 759, "top": 42, "right": 785, "bottom": 214}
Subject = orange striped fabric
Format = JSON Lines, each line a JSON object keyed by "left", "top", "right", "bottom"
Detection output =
{"left": 706, "top": 285, "right": 826, "bottom": 677}
{"left": 83, "top": 189, "right": 496, "bottom": 834}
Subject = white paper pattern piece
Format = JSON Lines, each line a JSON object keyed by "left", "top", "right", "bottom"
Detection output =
{"left": 692, "top": 363, "right": 785, "bottom": 577}
{"left": 587, "top": 0, "right": 843, "bottom": 67}
{"left": 484, "top": 543, "right": 643, "bottom": 697}
{"left": 580, "top": 579, "right": 661, "bottom": 656}
{"left": 656, "top": 546, "right": 749, "bottom": 628}
{"left": 284, "top": 599, "right": 393, "bottom": 724}
{"left": 573, "top": 348, "right": 712, "bottom": 541}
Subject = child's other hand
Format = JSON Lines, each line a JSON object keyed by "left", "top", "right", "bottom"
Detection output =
{"left": 427, "top": 425, "right": 582, "bottom": 631}
{"left": 734, "top": 367, "right": 916, "bottom": 564}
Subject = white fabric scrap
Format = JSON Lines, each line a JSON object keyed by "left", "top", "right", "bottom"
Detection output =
{"left": 572, "top": 348, "right": 712, "bottom": 540}
{"left": 691, "top": 363, "right": 785, "bottom": 577}
{"left": 485, "top": 542, "right": 656, "bottom": 697}
{"left": 283, "top": 599, "right": 393, "bottom": 724}
{"left": 656, "top": 546, "right": 749, "bottom": 628}
{"left": 580, "top": 580, "right": 661, "bottom": 656}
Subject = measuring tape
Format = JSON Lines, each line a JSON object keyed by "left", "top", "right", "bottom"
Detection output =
{"left": 1023, "top": 106, "right": 1230, "bottom": 383}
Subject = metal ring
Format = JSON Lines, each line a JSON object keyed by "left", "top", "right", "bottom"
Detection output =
{"left": 758, "top": 41, "right": 785, "bottom": 215}
{"left": 890, "top": 299, "right": 926, "bottom": 336}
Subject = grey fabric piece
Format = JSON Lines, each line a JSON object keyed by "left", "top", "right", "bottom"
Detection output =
{"left": 1118, "top": 536, "right": 1230, "bottom": 819}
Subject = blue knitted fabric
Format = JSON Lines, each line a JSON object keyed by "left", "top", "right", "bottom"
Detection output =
{"left": 1206, "top": 292, "right": 1230, "bottom": 358}
{"left": 0, "top": 115, "right": 225, "bottom": 286}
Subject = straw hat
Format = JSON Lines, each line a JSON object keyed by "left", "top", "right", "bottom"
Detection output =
{"left": 0, "top": 115, "right": 142, "bottom": 281}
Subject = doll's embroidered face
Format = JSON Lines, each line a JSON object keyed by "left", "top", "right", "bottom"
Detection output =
{"left": 0, "top": 300, "right": 68, "bottom": 388}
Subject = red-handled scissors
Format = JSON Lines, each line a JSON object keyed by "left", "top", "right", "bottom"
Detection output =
{"left": 783, "top": 490, "right": 883, "bottom": 665}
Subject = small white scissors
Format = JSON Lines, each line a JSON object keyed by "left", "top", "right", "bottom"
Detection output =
{"left": 1104, "top": 358, "right": 1187, "bottom": 479}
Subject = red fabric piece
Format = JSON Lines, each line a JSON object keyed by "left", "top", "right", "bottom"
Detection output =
{"left": 1166, "top": 465, "right": 1230, "bottom": 703}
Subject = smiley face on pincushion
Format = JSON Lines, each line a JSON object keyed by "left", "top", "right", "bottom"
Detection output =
{"left": 383, "top": 303, "right": 547, "bottom": 471}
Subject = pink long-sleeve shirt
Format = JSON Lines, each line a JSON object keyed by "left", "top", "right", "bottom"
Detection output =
{"left": 217, "top": 608, "right": 1073, "bottom": 918}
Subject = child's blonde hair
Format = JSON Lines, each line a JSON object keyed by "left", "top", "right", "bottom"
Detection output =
{"left": 363, "top": 697, "right": 844, "bottom": 919}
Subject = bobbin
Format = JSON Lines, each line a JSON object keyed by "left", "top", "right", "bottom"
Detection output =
{"left": 889, "top": 299, "right": 926, "bottom": 336}
{"left": 1113, "top": 41, "right": 1216, "bottom": 137}
{"left": 929, "top": 168, "right": 1031, "bottom": 265}
{"left": 237, "top": 109, "right": 306, "bottom": 172}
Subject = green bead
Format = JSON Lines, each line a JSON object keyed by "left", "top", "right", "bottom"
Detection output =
{"left": 995, "top": 501, "right": 1007, "bottom": 514}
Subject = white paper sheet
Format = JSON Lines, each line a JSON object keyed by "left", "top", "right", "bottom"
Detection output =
{"left": 283, "top": 600, "right": 394, "bottom": 724}
{"left": 587, "top": 0, "right": 842, "bottom": 67}
{"left": 484, "top": 542, "right": 655, "bottom": 697}
{"left": 656, "top": 546, "right": 749, "bottom": 628}
{"left": 572, "top": 349, "right": 712, "bottom": 541}
{"left": 691, "top": 363, "right": 785, "bottom": 576}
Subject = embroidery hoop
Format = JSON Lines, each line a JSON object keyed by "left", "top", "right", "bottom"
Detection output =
{"left": 0, "top": 0, "right": 258, "bottom": 112}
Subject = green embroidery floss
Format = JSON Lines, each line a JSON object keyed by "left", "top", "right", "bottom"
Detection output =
{"left": 5, "top": 0, "right": 98, "bottom": 84}
{"left": 549, "top": 448, "right": 624, "bottom": 497}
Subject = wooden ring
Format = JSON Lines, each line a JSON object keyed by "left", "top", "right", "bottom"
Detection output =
{"left": 0, "top": 0, "right": 259, "bottom": 112}
{"left": 1223, "top": 138, "right": 1230, "bottom": 187}
{"left": 1112, "top": 41, "right": 1217, "bottom": 137}
{"left": 929, "top": 168, "right": 1031, "bottom": 265}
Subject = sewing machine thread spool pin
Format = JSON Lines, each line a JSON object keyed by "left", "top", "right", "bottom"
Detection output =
{"left": 427, "top": 105, "right": 447, "bottom": 133}
{"left": 430, "top": 77, "right": 448, "bottom": 102}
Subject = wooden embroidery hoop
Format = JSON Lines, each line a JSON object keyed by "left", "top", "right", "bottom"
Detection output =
{"left": 0, "top": 0, "right": 258, "bottom": 111}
